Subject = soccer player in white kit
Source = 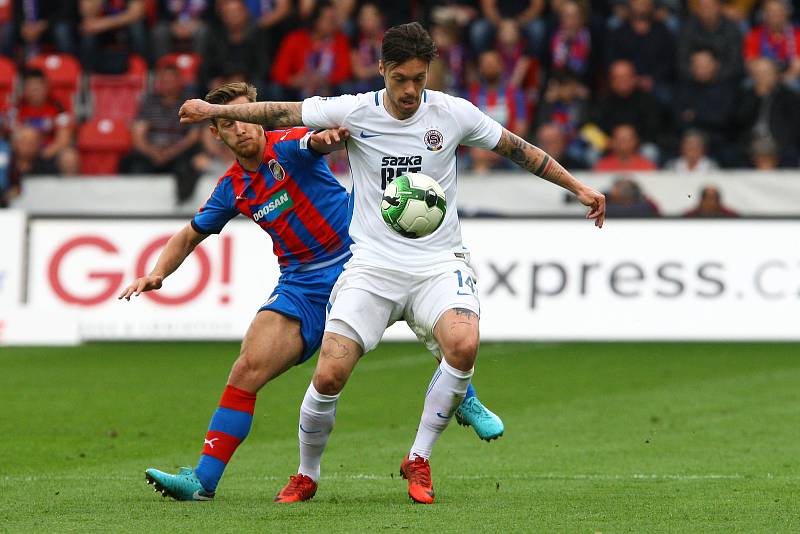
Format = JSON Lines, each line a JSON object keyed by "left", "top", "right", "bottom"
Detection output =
{"left": 179, "top": 22, "right": 605, "bottom": 504}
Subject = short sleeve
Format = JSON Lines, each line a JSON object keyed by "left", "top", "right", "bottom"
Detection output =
{"left": 191, "top": 176, "right": 238, "bottom": 234}
{"left": 451, "top": 97, "right": 504, "bottom": 150}
{"left": 302, "top": 94, "right": 359, "bottom": 129}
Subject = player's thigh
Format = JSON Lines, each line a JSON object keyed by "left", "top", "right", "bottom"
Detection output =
{"left": 229, "top": 310, "right": 304, "bottom": 390}
{"left": 326, "top": 267, "right": 405, "bottom": 354}
{"left": 408, "top": 265, "right": 480, "bottom": 370}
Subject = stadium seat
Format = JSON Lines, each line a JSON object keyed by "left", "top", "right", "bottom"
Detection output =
{"left": 156, "top": 53, "right": 200, "bottom": 86}
{"left": 0, "top": 56, "right": 17, "bottom": 112}
{"left": 78, "top": 118, "right": 132, "bottom": 175}
{"left": 88, "top": 55, "right": 149, "bottom": 122}
{"left": 27, "top": 53, "right": 81, "bottom": 112}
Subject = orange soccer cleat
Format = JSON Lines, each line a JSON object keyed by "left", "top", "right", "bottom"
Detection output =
{"left": 399, "top": 454, "right": 435, "bottom": 504}
{"left": 274, "top": 474, "right": 317, "bottom": 503}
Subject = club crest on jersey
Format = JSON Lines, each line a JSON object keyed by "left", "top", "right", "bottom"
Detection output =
{"left": 268, "top": 159, "right": 286, "bottom": 181}
{"left": 424, "top": 129, "right": 443, "bottom": 152}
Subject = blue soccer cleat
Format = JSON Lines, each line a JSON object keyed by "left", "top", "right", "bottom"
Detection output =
{"left": 145, "top": 466, "right": 215, "bottom": 501}
{"left": 455, "top": 397, "right": 504, "bottom": 441}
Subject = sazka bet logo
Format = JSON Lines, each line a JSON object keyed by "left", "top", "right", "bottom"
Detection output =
{"left": 424, "top": 129, "right": 443, "bottom": 152}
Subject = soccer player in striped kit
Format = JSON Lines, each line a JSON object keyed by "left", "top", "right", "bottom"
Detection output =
{"left": 121, "top": 81, "right": 503, "bottom": 501}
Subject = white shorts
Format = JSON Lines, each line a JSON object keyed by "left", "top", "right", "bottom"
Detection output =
{"left": 325, "top": 261, "right": 480, "bottom": 357}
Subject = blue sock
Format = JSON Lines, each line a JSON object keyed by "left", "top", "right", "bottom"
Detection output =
{"left": 464, "top": 382, "right": 477, "bottom": 401}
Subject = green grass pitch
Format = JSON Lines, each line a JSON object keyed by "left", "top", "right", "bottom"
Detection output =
{"left": 1, "top": 342, "right": 799, "bottom": 532}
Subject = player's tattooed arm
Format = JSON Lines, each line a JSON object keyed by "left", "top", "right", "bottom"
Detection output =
{"left": 491, "top": 128, "right": 572, "bottom": 189}
{"left": 492, "top": 128, "right": 607, "bottom": 228}
{"left": 179, "top": 99, "right": 303, "bottom": 128}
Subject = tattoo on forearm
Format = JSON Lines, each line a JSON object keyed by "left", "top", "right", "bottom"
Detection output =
{"left": 219, "top": 102, "right": 303, "bottom": 129}
{"left": 493, "top": 130, "right": 569, "bottom": 187}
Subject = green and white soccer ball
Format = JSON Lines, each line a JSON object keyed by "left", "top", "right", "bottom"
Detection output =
{"left": 381, "top": 172, "right": 447, "bottom": 239}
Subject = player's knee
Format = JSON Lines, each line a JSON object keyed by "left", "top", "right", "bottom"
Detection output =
{"left": 443, "top": 335, "right": 479, "bottom": 372}
{"left": 312, "top": 366, "right": 347, "bottom": 396}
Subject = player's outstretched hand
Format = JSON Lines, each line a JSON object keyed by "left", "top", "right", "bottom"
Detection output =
{"left": 309, "top": 127, "right": 350, "bottom": 153}
{"left": 577, "top": 187, "right": 606, "bottom": 228}
{"left": 179, "top": 99, "right": 214, "bottom": 124}
{"left": 118, "top": 275, "right": 164, "bottom": 301}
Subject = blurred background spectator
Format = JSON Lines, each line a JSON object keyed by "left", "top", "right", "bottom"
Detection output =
{"left": 744, "top": 0, "right": 800, "bottom": 90}
{"left": 546, "top": 0, "right": 597, "bottom": 85}
{"left": 122, "top": 64, "right": 200, "bottom": 202}
{"left": 605, "top": 0, "right": 676, "bottom": 105}
{"left": 604, "top": 175, "right": 660, "bottom": 217}
{"left": 535, "top": 121, "right": 588, "bottom": 170}
{"left": 737, "top": 57, "right": 800, "bottom": 167}
{"left": 593, "top": 123, "right": 657, "bottom": 171}
{"left": 534, "top": 69, "right": 592, "bottom": 167}
{"left": 15, "top": 69, "right": 75, "bottom": 165}
{"left": 665, "top": 130, "right": 719, "bottom": 172}
{"left": 13, "top": 0, "right": 78, "bottom": 60}
{"left": 468, "top": 50, "right": 532, "bottom": 173}
{"left": 348, "top": 2, "right": 384, "bottom": 94}
{"left": 79, "top": 0, "right": 148, "bottom": 73}
{"left": 198, "top": 0, "right": 270, "bottom": 95}
{"left": 678, "top": 0, "right": 743, "bottom": 84}
{"left": 471, "top": 0, "right": 546, "bottom": 56}
{"left": 152, "top": 0, "right": 210, "bottom": 60}
{"left": 684, "top": 185, "right": 738, "bottom": 217}
{"left": 673, "top": 48, "right": 737, "bottom": 165}
{"left": 270, "top": 0, "right": 352, "bottom": 99}
{"left": 589, "top": 60, "right": 661, "bottom": 158}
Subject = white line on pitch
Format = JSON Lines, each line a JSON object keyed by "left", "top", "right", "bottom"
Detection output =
{"left": 1, "top": 473, "right": 781, "bottom": 483}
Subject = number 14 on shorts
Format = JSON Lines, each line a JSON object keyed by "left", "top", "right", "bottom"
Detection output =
{"left": 454, "top": 270, "right": 476, "bottom": 296}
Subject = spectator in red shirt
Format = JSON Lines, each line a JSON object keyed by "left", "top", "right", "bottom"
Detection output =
{"left": 15, "top": 69, "right": 74, "bottom": 164}
{"left": 468, "top": 50, "right": 531, "bottom": 172}
{"left": 593, "top": 123, "right": 658, "bottom": 171}
{"left": 744, "top": 0, "right": 800, "bottom": 89}
{"left": 270, "top": 1, "right": 353, "bottom": 100}
{"left": 684, "top": 185, "right": 738, "bottom": 217}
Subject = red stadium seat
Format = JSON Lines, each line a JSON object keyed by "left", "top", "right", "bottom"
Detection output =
{"left": 0, "top": 56, "right": 17, "bottom": 112}
{"left": 27, "top": 53, "right": 81, "bottom": 112}
{"left": 156, "top": 53, "right": 200, "bottom": 86}
{"left": 78, "top": 118, "right": 132, "bottom": 175}
{"left": 88, "top": 55, "right": 149, "bottom": 122}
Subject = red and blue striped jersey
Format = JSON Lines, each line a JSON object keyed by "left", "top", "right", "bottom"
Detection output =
{"left": 192, "top": 127, "right": 353, "bottom": 271}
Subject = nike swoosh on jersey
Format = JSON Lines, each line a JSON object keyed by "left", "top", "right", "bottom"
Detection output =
{"left": 300, "top": 424, "right": 321, "bottom": 434}
{"left": 359, "top": 131, "right": 381, "bottom": 138}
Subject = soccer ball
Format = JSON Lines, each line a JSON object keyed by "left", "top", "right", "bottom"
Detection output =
{"left": 381, "top": 172, "right": 447, "bottom": 239}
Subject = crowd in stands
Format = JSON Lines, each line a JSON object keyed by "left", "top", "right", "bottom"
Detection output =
{"left": 1, "top": 0, "right": 798, "bottom": 210}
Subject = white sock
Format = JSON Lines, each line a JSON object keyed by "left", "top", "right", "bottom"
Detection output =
{"left": 409, "top": 359, "right": 473, "bottom": 460}
{"left": 297, "top": 383, "right": 339, "bottom": 481}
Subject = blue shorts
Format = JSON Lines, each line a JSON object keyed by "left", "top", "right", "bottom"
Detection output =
{"left": 258, "top": 253, "right": 349, "bottom": 365}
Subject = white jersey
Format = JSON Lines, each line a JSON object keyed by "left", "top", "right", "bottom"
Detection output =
{"left": 302, "top": 89, "right": 503, "bottom": 273}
